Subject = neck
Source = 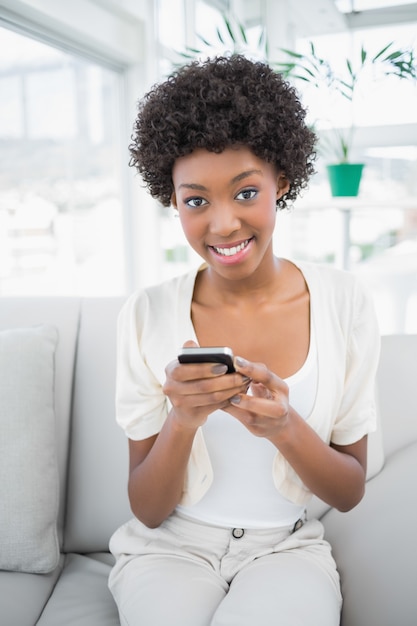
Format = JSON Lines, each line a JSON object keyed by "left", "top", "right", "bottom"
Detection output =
{"left": 197, "top": 256, "right": 287, "bottom": 306}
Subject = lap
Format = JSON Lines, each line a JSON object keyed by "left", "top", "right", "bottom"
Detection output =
{"left": 212, "top": 550, "right": 342, "bottom": 626}
{"left": 109, "top": 515, "right": 342, "bottom": 626}
{"left": 110, "top": 554, "right": 227, "bottom": 626}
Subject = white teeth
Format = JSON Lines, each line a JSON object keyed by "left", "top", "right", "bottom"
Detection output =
{"left": 213, "top": 240, "right": 250, "bottom": 256}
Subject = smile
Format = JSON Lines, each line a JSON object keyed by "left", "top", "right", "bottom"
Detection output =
{"left": 210, "top": 239, "right": 252, "bottom": 257}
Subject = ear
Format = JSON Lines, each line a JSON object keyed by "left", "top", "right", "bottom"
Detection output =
{"left": 171, "top": 191, "right": 178, "bottom": 210}
{"left": 276, "top": 173, "right": 290, "bottom": 200}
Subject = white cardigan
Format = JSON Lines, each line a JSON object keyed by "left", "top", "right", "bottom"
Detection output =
{"left": 115, "top": 261, "right": 380, "bottom": 506}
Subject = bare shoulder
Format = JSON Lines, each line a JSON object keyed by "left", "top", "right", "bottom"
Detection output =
{"left": 276, "top": 258, "right": 310, "bottom": 302}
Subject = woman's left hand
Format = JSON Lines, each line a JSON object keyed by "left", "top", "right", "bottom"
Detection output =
{"left": 226, "top": 357, "right": 369, "bottom": 513}
{"left": 225, "top": 356, "right": 291, "bottom": 439}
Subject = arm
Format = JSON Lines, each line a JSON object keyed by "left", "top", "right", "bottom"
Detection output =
{"left": 272, "top": 410, "right": 367, "bottom": 511}
{"left": 127, "top": 418, "right": 197, "bottom": 529}
{"left": 127, "top": 348, "right": 250, "bottom": 528}
{"left": 227, "top": 359, "right": 367, "bottom": 512}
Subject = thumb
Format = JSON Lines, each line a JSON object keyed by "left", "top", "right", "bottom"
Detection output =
{"left": 183, "top": 339, "right": 199, "bottom": 348}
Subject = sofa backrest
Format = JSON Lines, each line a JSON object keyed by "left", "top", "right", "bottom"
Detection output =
{"left": 63, "top": 297, "right": 131, "bottom": 554}
{"left": 376, "top": 333, "right": 417, "bottom": 458}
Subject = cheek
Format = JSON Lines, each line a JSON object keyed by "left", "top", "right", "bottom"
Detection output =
{"left": 178, "top": 211, "right": 204, "bottom": 244}
{"left": 257, "top": 199, "right": 277, "bottom": 230}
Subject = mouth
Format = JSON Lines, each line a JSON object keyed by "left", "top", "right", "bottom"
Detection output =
{"left": 209, "top": 238, "right": 253, "bottom": 258}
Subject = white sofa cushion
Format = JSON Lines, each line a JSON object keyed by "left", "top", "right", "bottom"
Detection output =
{"left": 36, "top": 554, "right": 119, "bottom": 626}
{"left": 322, "top": 440, "right": 417, "bottom": 626}
{"left": 0, "top": 325, "right": 60, "bottom": 573}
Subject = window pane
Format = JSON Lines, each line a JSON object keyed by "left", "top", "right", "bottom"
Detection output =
{"left": 0, "top": 26, "right": 125, "bottom": 296}
{"left": 297, "top": 23, "right": 417, "bottom": 130}
{"left": 158, "top": 0, "right": 185, "bottom": 49}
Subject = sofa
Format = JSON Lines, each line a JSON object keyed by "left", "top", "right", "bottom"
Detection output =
{"left": 0, "top": 296, "right": 416, "bottom": 626}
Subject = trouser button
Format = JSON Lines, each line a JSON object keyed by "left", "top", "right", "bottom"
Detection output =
{"left": 232, "top": 528, "right": 244, "bottom": 539}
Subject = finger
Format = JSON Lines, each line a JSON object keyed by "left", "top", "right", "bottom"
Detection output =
{"left": 176, "top": 361, "right": 230, "bottom": 380}
{"left": 163, "top": 370, "right": 250, "bottom": 401}
{"left": 229, "top": 392, "right": 288, "bottom": 417}
{"left": 227, "top": 378, "right": 290, "bottom": 426}
{"left": 166, "top": 358, "right": 228, "bottom": 382}
{"left": 249, "top": 382, "right": 273, "bottom": 399}
{"left": 171, "top": 357, "right": 251, "bottom": 384}
{"left": 183, "top": 339, "right": 199, "bottom": 348}
{"left": 233, "top": 356, "right": 287, "bottom": 392}
{"left": 170, "top": 384, "right": 251, "bottom": 415}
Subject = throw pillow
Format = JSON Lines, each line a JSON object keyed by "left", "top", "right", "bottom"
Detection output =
{"left": 0, "top": 324, "right": 60, "bottom": 573}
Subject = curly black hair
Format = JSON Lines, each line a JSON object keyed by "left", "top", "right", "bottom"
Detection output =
{"left": 129, "top": 54, "right": 316, "bottom": 209}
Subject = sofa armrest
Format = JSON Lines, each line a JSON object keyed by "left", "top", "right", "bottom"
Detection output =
{"left": 321, "top": 441, "right": 417, "bottom": 626}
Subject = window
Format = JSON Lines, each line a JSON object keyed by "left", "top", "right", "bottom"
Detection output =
{"left": 0, "top": 25, "right": 126, "bottom": 296}
{"left": 279, "top": 22, "right": 417, "bottom": 333}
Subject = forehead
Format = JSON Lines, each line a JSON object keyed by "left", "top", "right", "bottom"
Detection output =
{"left": 172, "top": 146, "right": 276, "bottom": 184}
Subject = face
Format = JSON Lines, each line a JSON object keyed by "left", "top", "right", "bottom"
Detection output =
{"left": 171, "top": 146, "right": 289, "bottom": 282}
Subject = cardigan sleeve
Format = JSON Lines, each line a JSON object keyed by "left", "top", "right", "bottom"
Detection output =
{"left": 272, "top": 265, "right": 381, "bottom": 505}
{"left": 114, "top": 290, "right": 168, "bottom": 441}
{"left": 330, "top": 276, "right": 381, "bottom": 446}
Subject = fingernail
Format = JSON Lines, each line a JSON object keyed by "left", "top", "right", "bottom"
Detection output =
{"left": 230, "top": 395, "right": 241, "bottom": 404}
{"left": 212, "top": 363, "right": 228, "bottom": 374}
{"left": 234, "top": 356, "right": 248, "bottom": 368}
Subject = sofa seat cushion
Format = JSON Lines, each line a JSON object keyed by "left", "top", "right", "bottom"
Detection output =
{"left": 36, "top": 553, "right": 119, "bottom": 626}
{"left": 0, "top": 324, "right": 60, "bottom": 573}
{"left": 0, "top": 555, "right": 64, "bottom": 626}
{"left": 322, "top": 441, "right": 417, "bottom": 626}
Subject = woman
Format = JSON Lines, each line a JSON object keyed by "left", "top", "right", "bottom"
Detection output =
{"left": 109, "top": 55, "right": 380, "bottom": 626}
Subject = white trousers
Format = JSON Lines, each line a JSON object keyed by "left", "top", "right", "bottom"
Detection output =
{"left": 109, "top": 511, "right": 342, "bottom": 626}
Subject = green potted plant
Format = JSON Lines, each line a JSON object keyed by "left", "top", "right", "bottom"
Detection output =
{"left": 276, "top": 41, "right": 417, "bottom": 196}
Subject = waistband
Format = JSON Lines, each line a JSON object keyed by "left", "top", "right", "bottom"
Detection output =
{"left": 171, "top": 510, "right": 305, "bottom": 542}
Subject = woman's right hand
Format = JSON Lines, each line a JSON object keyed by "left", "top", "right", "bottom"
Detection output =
{"left": 127, "top": 342, "right": 249, "bottom": 527}
{"left": 162, "top": 341, "right": 250, "bottom": 431}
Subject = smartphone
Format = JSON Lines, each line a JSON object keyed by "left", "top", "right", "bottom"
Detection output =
{"left": 178, "top": 346, "right": 235, "bottom": 373}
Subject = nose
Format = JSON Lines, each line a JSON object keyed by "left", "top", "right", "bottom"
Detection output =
{"left": 209, "top": 202, "right": 241, "bottom": 237}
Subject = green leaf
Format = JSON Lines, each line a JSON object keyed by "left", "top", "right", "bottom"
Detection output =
{"left": 196, "top": 34, "right": 212, "bottom": 48}
{"left": 238, "top": 21, "right": 248, "bottom": 44}
{"left": 186, "top": 45, "right": 205, "bottom": 54}
{"left": 346, "top": 59, "right": 354, "bottom": 77}
{"left": 216, "top": 26, "right": 225, "bottom": 45}
{"left": 279, "top": 48, "right": 304, "bottom": 60}
{"left": 224, "top": 17, "right": 237, "bottom": 43}
{"left": 372, "top": 42, "right": 394, "bottom": 61}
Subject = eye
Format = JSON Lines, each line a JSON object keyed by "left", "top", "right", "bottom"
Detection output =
{"left": 185, "top": 196, "right": 208, "bottom": 208}
{"left": 236, "top": 188, "right": 258, "bottom": 201}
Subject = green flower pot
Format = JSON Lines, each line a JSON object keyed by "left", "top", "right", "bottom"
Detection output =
{"left": 326, "top": 163, "right": 364, "bottom": 197}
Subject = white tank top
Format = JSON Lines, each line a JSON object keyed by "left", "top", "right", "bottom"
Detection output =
{"left": 177, "top": 332, "right": 318, "bottom": 528}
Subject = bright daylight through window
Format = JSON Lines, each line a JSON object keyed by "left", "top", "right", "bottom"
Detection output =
{"left": 0, "top": 26, "right": 125, "bottom": 296}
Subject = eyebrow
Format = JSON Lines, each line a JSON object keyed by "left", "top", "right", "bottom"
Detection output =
{"left": 178, "top": 169, "right": 263, "bottom": 191}
{"left": 231, "top": 169, "right": 262, "bottom": 184}
{"left": 178, "top": 183, "right": 207, "bottom": 191}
